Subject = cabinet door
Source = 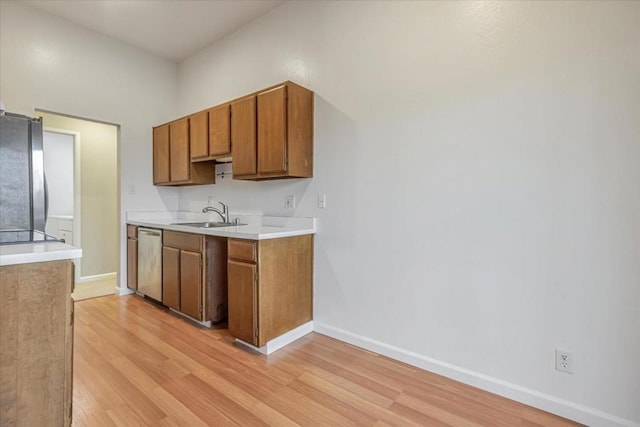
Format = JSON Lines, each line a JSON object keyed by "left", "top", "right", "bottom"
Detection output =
{"left": 162, "top": 246, "right": 180, "bottom": 310}
{"left": 180, "top": 250, "right": 202, "bottom": 320}
{"left": 127, "top": 238, "right": 137, "bottom": 291}
{"left": 228, "top": 260, "right": 257, "bottom": 345}
{"left": 257, "top": 85, "right": 287, "bottom": 174}
{"left": 190, "top": 111, "right": 209, "bottom": 159}
{"left": 169, "top": 118, "right": 190, "bottom": 182}
{"left": 153, "top": 124, "right": 170, "bottom": 184}
{"left": 231, "top": 96, "right": 257, "bottom": 177}
{"left": 209, "top": 104, "right": 231, "bottom": 157}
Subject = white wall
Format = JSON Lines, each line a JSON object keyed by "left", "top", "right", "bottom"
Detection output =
{"left": 177, "top": 1, "right": 640, "bottom": 425}
{"left": 43, "top": 131, "right": 74, "bottom": 216}
{"left": 0, "top": 1, "right": 180, "bottom": 290}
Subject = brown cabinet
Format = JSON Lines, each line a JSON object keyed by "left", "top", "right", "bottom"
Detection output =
{"left": 257, "top": 86, "right": 287, "bottom": 174}
{"left": 127, "top": 225, "right": 138, "bottom": 291}
{"left": 228, "top": 260, "right": 257, "bottom": 344}
{"left": 0, "top": 260, "right": 74, "bottom": 426}
{"left": 126, "top": 224, "right": 227, "bottom": 324}
{"left": 231, "top": 96, "right": 257, "bottom": 177}
{"left": 152, "top": 117, "right": 215, "bottom": 186}
{"left": 153, "top": 124, "right": 170, "bottom": 184}
{"left": 189, "top": 110, "right": 209, "bottom": 160}
{"left": 227, "top": 235, "right": 313, "bottom": 347}
{"left": 154, "top": 81, "right": 313, "bottom": 184}
{"left": 169, "top": 118, "right": 191, "bottom": 182}
{"left": 162, "top": 231, "right": 203, "bottom": 319}
{"left": 162, "top": 245, "right": 180, "bottom": 310}
{"left": 180, "top": 250, "right": 202, "bottom": 320}
{"left": 232, "top": 82, "right": 314, "bottom": 180}
{"left": 209, "top": 104, "right": 231, "bottom": 158}
{"left": 190, "top": 104, "right": 232, "bottom": 162}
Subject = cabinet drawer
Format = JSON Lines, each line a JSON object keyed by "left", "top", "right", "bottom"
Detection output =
{"left": 163, "top": 230, "right": 202, "bottom": 252}
{"left": 228, "top": 239, "right": 257, "bottom": 263}
{"left": 127, "top": 224, "right": 138, "bottom": 239}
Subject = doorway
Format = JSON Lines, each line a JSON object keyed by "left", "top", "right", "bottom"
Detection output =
{"left": 43, "top": 130, "right": 78, "bottom": 246}
{"left": 37, "top": 110, "right": 119, "bottom": 300}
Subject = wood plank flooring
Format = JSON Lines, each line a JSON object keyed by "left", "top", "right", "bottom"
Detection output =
{"left": 72, "top": 295, "right": 580, "bottom": 426}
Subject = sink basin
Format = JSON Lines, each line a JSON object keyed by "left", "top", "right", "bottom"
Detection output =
{"left": 173, "top": 221, "right": 246, "bottom": 228}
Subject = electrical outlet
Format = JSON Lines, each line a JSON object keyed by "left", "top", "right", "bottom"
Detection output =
{"left": 317, "top": 193, "right": 326, "bottom": 208}
{"left": 127, "top": 184, "right": 136, "bottom": 195}
{"left": 207, "top": 195, "right": 214, "bottom": 205}
{"left": 555, "top": 349, "right": 574, "bottom": 374}
{"left": 285, "top": 195, "right": 296, "bottom": 209}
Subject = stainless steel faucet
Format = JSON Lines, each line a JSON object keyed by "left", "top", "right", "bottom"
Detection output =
{"left": 202, "top": 202, "right": 229, "bottom": 223}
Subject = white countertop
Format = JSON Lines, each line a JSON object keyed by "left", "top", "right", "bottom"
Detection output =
{"left": 0, "top": 242, "right": 82, "bottom": 267}
{"left": 127, "top": 212, "right": 316, "bottom": 240}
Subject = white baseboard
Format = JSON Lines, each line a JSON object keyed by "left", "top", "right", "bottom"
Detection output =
{"left": 168, "top": 307, "right": 212, "bottom": 328}
{"left": 313, "top": 322, "right": 639, "bottom": 427}
{"left": 115, "top": 286, "right": 134, "bottom": 296}
{"left": 72, "top": 274, "right": 117, "bottom": 301}
{"left": 77, "top": 271, "right": 117, "bottom": 284}
{"left": 237, "top": 321, "right": 314, "bottom": 355}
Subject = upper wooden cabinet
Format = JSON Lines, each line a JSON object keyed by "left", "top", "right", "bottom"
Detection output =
{"left": 153, "top": 81, "right": 313, "bottom": 184}
{"left": 209, "top": 104, "right": 231, "bottom": 158}
{"left": 257, "top": 86, "right": 287, "bottom": 174}
{"left": 233, "top": 82, "right": 313, "bottom": 180}
{"left": 189, "top": 104, "right": 232, "bottom": 161}
{"left": 169, "top": 118, "right": 191, "bottom": 183}
{"left": 231, "top": 96, "right": 257, "bottom": 177}
{"left": 189, "top": 110, "right": 209, "bottom": 160}
{"left": 152, "top": 118, "right": 215, "bottom": 186}
{"left": 153, "top": 124, "right": 170, "bottom": 184}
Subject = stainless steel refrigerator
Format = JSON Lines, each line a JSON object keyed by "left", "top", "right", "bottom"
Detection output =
{"left": 0, "top": 112, "right": 57, "bottom": 244}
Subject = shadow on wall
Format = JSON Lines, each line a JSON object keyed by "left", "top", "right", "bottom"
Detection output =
{"left": 310, "top": 95, "right": 361, "bottom": 326}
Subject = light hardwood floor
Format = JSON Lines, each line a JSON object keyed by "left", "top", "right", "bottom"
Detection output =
{"left": 72, "top": 295, "right": 581, "bottom": 426}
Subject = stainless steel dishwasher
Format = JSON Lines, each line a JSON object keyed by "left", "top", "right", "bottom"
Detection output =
{"left": 137, "top": 227, "right": 162, "bottom": 301}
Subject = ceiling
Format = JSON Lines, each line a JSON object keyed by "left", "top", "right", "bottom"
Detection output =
{"left": 23, "top": 0, "right": 285, "bottom": 62}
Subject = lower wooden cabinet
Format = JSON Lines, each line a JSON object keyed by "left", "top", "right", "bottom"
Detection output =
{"left": 162, "top": 231, "right": 202, "bottom": 319}
{"left": 126, "top": 225, "right": 137, "bottom": 291}
{"left": 162, "top": 246, "right": 181, "bottom": 310}
{"left": 227, "top": 235, "right": 313, "bottom": 347}
{"left": 161, "top": 231, "right": 228, "bottom": 324}
{"left": 228, "top": 260, "right": 257, "bottom": 344}
{"left": 180, "top": 250, "right": 202, "bottom": 320}
{"left": 0, "top": 260, "right": 74, "bottom": 426}
{"left": 129, "top": 224, "right": 314, "bottom": 339}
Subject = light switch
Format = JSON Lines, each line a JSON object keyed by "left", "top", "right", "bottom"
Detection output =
{"left": 317, "top": 193, "right": 326, "bottom": 208}
{"left": 128, "top": 184, "right": 136, "bottom": 195}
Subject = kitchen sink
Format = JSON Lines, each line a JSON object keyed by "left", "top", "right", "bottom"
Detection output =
{"left": 173, "top": 221, "right": 246, "bottom": 228}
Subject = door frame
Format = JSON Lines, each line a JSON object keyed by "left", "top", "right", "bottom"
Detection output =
{"left": 36, "top": 108, "right": 122, "bottom": 296}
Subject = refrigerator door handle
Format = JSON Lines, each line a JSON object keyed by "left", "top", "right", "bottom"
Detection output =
{"left": 44, "top": 171, "right": 49, "bottom": 224}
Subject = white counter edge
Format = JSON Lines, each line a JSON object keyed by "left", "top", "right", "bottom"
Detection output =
{"left": 0, "top": 242, "right": 82, "bottom": 267}
{"left": 126, "top": 219, "right": 316, "bottom": 240}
